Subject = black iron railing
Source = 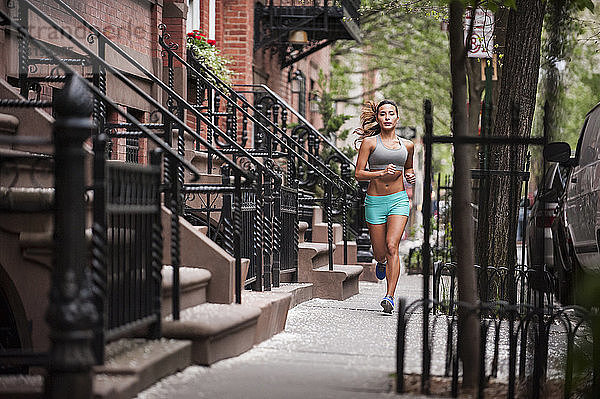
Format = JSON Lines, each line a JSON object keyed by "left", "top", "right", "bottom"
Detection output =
{"left": 95, "top": 156, "right": 163, "bottom": 358}
{"left": 433, "top": 261, "right": 555, "bottom": 316}
{"left": 8, "top": 0, "right": 259, "bottom": 316}
{"left": 157, "top": 31, "right": 358, "bottom": 288}
{"left": 396, "top": 298, "right": 598, "bottom": 399}
{"left": 1, "top": 0, "right": 258, "bottom": 376}
{"left": 233, "top": 83, "right": 363, "bottom": 265}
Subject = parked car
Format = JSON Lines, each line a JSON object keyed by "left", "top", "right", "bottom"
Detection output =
{"left": 545, "top": 101, "right": 600, "bottom": 304}
{"left": 525, "top": 162, "right": 569, "bottom": 271}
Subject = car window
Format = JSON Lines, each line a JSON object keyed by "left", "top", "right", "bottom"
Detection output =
{"left": 579, "top": 108, "right": 600, "bottom": 166}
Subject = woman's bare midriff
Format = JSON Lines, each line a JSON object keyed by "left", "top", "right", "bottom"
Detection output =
{"left": 367, "top": 170, "right": 405, "bottom": 196}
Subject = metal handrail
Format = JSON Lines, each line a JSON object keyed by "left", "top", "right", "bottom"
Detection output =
{"left": 179, "top": 48, "right": 354, "bottom": 191}
{"left": 177, "top": 44, "right": 351, "bottom": 192}
{"left": 163, "top": 42, "right": 348, "bottom": 192}
{"left": 0, "top": 6, "right": 204, "bottom": 180}
{"left": 176, "top": 43, "right": 354, "bottom": 194}
{"left": 18, "top": 0, "right": 257, "bottom": 182}
{"left": 235, "top": 83, "right": 356, "bottom": 168}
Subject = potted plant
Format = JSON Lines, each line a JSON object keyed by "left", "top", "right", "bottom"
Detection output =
{"left": 186, "top": 30, "right": 234, "bottom": 86}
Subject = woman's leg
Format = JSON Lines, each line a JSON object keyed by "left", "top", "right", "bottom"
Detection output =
{"left": 385, "top": 215, "right": 408, "bottom": 297}
{"left": 367, "top": 222, "right": 388, "bottom": 263}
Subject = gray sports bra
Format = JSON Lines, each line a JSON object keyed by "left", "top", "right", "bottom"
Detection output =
{"left": 368, "top": 134, "right": 408, "bottom": 171}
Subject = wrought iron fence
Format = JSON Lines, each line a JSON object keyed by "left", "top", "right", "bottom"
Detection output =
{"left": 396, "top": 298, "right": 599, "bottom": 399}
{"left": 405, "top": 97, "right": 554, "bottom": 399}
{"left": 235, "top": 83, "right": 362, "bottom": 263}
{"left": 433, "top": 261, "right": 555, "bottom": 316}
{"left": 92, "top": 157, "right": 163, "bottom": 362}
{"left": 167, "top": 37, "right": 359, "bottom": 278}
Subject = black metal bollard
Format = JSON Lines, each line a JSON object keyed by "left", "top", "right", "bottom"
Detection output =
{"left": 45, "top": 74, "right": 97, "bottom": 399}
{"left": 396, "top": 298, "right": 406, "bottom": 393}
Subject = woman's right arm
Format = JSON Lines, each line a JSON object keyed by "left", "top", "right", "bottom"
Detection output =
{"left": 355, "top": 138, "right": 387, "bottom": 181}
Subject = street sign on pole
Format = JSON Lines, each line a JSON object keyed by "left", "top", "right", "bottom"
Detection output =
{"left": 464, "top": 8, "right": 494, "bottom": 58}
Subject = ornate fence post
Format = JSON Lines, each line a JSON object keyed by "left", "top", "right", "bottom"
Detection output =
{"left": 341, "top": 161, "right": 351, "bottom": 265}
{"left": 356, "top": 180, "right": 372, "bottom": 262}
{"left": 45, "top": 75, "right": 97, "bottom": 399}
{"left": 91, "top": 132, "right": 107, "bottom": 364}
{"left": 272, "top": 175, "right": 282, "bottom": 287}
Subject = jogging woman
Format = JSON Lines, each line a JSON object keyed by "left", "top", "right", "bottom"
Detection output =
{"left": 354, "top": 100, "right": 415, "bottom": 313}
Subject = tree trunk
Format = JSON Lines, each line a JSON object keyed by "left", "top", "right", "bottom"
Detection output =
{"left": 467, "top": 58, "right": 485, "bottom": 137}
{"left": 484, "top": 0, "right": 546, "bottom": 282}
{"left": 449, "top": 1, "right": 480, "bottom": 390}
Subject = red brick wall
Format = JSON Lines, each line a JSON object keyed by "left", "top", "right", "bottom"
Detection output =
{"left": 161, "top": 0, "right": 188, "bottom": 60}
{"left": 222, "top": 0, "right": 253, "bottom": 86}
{"left": 33, "top": 0, "right": 156, "bottom": 57}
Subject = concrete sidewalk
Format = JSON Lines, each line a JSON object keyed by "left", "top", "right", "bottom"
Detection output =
{"left": 136, "top": 276, "right": 437, "bottom": 399}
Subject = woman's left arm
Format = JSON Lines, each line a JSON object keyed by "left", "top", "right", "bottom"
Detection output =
{"left": 403, "top": 140, "right": 416, "bottom": 185}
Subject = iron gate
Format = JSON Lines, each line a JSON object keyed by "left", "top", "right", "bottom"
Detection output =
{"left": 96, "top": 159, "right": 162, "bottom": 358}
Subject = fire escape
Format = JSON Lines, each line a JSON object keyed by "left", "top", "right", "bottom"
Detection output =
{"left": 254, "top": 0, "right": 361, "bottom": 68}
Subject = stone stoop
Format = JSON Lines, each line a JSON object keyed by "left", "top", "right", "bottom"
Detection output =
{"left": 161, "top": 303, "right": 261, "bottom": 366}
{"left": 0, "top": 339, "right": 193, "bottom": 399}
{"left": 161, "top": 266, "right": 211, "bottom": 317}
{"left": 241, "top": 291, "right": 292, "bottom": 344}
{"left": 162, "top": 206, "right": 237, "bottom": 304}
{"left": 312, "top": 222, "right": 343, "bottom": 245}
{"left": 358, "top": 261, "right": 379, "bottom": 282}
{"left": 271, "top": 283, "right": 314, "bottom": 309}
{"left": 310, "top": 206, "right": 343, "bottom": 245}
{"left": 311, "top": 265, "right": 363, "bottom": 300}
{"left": 298, "top": 242, "right": 363, "bottom": 300}
{"left": 93, "top": 339, "right": 192, "bottom": 399}
{"left": 308, "top": 207, "right": 358, "bottom": 266}
{"left": 332, "top": 239, "right": 358, "bottom": 265}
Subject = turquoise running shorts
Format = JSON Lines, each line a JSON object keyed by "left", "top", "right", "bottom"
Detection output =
{"left": 365, "top": 191, "right": 410, "bottom": 225}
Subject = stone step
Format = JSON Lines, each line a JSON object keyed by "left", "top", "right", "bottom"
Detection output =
{"left": 358, "top": 260, "right": 379, "bottom": 282}
{"left": 310, "top": 265, "right": 363, "bottom": 300}
{"left": 161, "top": 266, "right": 211, "bottom": 316}
{"left": 0, "top": 339, "right": 192, "bottom": 399}
{"left": 0, "top": 187, "right": 54, "bottom": 212}
{"left": 312, "top": 222, "right": 343, "bottom": 245}
{"left": 0, "top": 112, "right": 19, "bottom": 135}
{"left": 298, "top": 242, "right": 363, "bottom": 300}
{"left": 161, "top": 302, "right": 261, "bottom": 366}
{"left": 241, "top": 290, "right": 292, "bottom": 344}
{"left": 0, "top": 375, "right": 43, "bottom": 398}
{"left": 271, "top": 283, "right": 314, "bottom": 309}
{"left": 188, "top": 150, "right": 225, "bottom": 178}
{"left": 333, "top": 240, "right": 357, "bottom": 265}
{"left": 298, "top": 242, "right": 331, "bottom": 272}
{"left": 93, "top": 338, "right": 191, "bottom": 399}
{"left": 194, "top": 225, "right": 208, "bottom": 235}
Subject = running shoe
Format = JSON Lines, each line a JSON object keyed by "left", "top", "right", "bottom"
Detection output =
{"left": 381, "top": 295, "right": 394, "bottom": 314}
{"left": 375, "top": 261, "right": 387, "bottom": 280}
